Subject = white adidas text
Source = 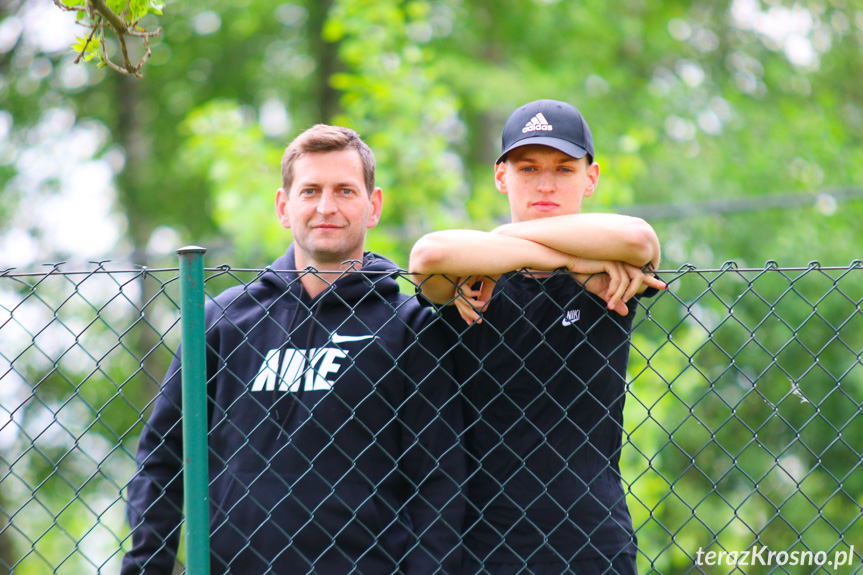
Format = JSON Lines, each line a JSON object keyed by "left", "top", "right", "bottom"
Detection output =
{"left": 522, "top": 112, "right": 553, "bottom": 133}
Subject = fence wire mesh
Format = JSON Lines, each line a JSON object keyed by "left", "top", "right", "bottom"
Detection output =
{"left": 0, "top": 261, "right": 861, "bottom": 574}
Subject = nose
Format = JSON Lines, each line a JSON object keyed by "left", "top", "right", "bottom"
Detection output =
{"left": 317, "top": 190, "right": 338, "bottom": 215}
{"left": 536, "top": 169, "right": 555, "bottom": 193}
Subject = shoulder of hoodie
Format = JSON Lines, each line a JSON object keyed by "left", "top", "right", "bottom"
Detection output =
{"left": 202, "top": 283, "right": 266, "bottom": 327}
{"left": 360, "top": 251, "right": 437, "bottom": 333}
{"left": 390, "top": 288, "right": 437, "bottom": 333}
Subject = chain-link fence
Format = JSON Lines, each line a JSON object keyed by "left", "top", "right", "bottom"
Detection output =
{"left": 1, "top": 257, "right": 862, "bottom": 574}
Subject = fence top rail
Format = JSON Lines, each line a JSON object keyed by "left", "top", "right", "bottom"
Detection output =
{"left": 2, "top": 260, "right": 863, "bottom": 279}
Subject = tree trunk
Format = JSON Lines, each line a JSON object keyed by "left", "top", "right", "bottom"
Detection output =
{"left": 115, "top": 74, "right": 164, "bottom": 391}
{"left": 307, "top": 0, "right": 340, "bottom": 122}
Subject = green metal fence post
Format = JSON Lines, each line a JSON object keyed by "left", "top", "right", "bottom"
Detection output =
{"left": 177, "top": 246, "right": 210, "bottom": 575}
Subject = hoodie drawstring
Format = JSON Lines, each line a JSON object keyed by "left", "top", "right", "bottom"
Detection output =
{"left": 274, "top": 287, "right": 329, "bottom": 440}
{"left": 272, "top": 302, "right": 302, "bottom": 439}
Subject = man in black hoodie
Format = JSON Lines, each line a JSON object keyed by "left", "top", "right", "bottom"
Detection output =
{"left": 122, "top": 125, "right": 465, "bottom": 574}
{"left": 410, "top": 100, "right": 665, "bottom": 574}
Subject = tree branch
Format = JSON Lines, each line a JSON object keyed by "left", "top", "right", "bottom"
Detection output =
{"left": 87, "top": 0, "right": 128, "bottom": 34}
{"left": 53, "top": 0, "right": 162, "bottom": 77}
{"left": 72, "top": 23, "right": 99, "bottom": 64}
{"left": 52, "top": 0, "right": 85, "bottom": 11}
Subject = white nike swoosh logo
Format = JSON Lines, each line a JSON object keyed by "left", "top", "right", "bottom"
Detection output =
{"left": 561, "top": 310, "right": 580, "bottom": 327}
{"left": 331, "top": 333, "right": 377, "bottom": 344}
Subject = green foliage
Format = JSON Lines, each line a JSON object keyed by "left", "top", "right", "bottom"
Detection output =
{"left": 625, "top": 265, "right": 863, "bottom": 572}
{"left": 7, "top": 0, "right": 863, "bottom": 572}
{"left": 59, "top": 0, "right": 164, "bottom": 23}
{"left": 325, "top": 0, "right": 465, "bottom": 264}
{"left": 71, "top": 33, "right": 101, "bottom": 63}
{"left": 57, "top": 0, "right": 165, "bottom": 75}
{"left": 179, "top": 101, "right": 287, "bottom": 262}
{"left": 106, "top": 0, "right": 164, "bottom": 21}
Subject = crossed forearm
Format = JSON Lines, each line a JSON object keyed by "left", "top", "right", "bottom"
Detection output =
{"left": 493, "top": 213, "right": 661, "bottom": 269}
{"left": 409, "top": 229, "right": 574, "bottom": 277}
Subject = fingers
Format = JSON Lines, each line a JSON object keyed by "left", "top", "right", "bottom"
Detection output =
{"left": 454, "top": 296, "right": 483, "bottom": 325}
{"left": 643, "top": 274, "right": 667, "bottom": 291}
{"left": 454, "top": 275, "right": 493, "bottom": 325}
{"left": 604, "top": 262, "right": 629, "bottom": 312}
{"left": 603, "top": 263, "right": 668, "bottom": 314}
{"left": 621, "top": 265, "right": 667, "bottom": 300}
{"left": 476, "top": 276, "right": 498, "bottom": 312}
{"left": 610, "top": 300, "right": 629, "bottom": 316}
{"left": 622, "top": 266, "right": 643, "bottom": 303}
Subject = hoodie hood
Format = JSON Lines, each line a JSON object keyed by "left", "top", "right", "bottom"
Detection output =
{"left": 260, "top": 244, "right": 403, "bottom": 307}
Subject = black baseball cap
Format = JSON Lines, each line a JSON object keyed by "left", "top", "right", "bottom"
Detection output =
{"left": 496, "top": 99, "right": 595, "bottom": 164}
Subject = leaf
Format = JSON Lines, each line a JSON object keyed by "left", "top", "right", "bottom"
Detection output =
{"left": 71, "top": 33, "right": 102, "bottom": 62}
{"left": 129, "top": 0, "right": 148, "bottom": 20}
{"left": 70, "top": 35, "right": 91, "bottom": 54}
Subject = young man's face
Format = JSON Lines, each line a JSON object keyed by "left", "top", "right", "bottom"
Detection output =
{"left": 275, "top": 149, "right": 382, "bottom": 269}
{"left": 495, "top": 144, "right": 599, "bottom": 223}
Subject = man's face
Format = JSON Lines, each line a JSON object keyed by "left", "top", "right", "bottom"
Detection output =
{"left": 495, "top": 144, "right": 599, "bottom": 223}
{"left": 276, "top": 149, "right": 382, "bottom": 269}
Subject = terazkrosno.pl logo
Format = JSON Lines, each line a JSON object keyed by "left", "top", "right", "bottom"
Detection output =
{"left": 695, "top": 545, "right": 857, "bottom": 569}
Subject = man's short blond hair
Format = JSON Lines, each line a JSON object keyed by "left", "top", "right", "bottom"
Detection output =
{"left": 281, "top": 124, "right": 376, "bottom": 195}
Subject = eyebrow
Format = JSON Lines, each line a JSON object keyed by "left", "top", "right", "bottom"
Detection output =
{"left": 295, "top": 181, "right": 362, "bottom": 189}
{"left": 513, "top": 155, "right": 579, "bottom": 165}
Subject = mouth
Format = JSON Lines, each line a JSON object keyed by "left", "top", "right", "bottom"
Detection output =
{"left": 530, "top": 201, "right": 560, "bottom": 211}
{"left": 312, "top": 223, "right": 344, "bottom": 231}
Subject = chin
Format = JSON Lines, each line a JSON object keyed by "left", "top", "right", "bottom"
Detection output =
{"left": 312, "top": 243, "right": 365, "bottom": 264}
{"left": 526, "top": 210, "right": 560, "bottom": 220}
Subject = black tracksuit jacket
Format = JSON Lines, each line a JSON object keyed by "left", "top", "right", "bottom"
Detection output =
{"left": 122, "top": 246, "right": 465, "bottom": 574}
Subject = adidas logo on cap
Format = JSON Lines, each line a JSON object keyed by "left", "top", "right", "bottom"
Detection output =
{"left": 522, "top": 113, "right": 553, "bottom": 133}
{"left": 496, "top": 99, "right": 594, "bottom": 165}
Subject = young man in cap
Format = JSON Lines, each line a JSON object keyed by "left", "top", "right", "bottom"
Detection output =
{"left": 411, "top": 100, "right": 665, "bottom": 574}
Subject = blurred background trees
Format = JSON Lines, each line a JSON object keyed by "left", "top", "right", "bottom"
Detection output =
{"left": 1, "top": 0, "right": 862, "bottom": 573}
{"left": 3, "top": 0, "right": 861, "bottom": 270}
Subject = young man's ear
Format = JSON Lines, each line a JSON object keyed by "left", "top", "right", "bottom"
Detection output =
{"left": 494, "top": 162, "right": 508, "bottom": 195}
{"left": 275, "top": 188, "right": 291, "bottom": 229}
{"left": 367, "top": 187, "right": 383, "bottom": 229}
{"left": 584, "top": 161, "right": 600, "bottom": 198}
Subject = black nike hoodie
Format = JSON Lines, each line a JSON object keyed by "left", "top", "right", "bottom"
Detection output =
{"left": 122, "top": 246, "right": 465, "bottom": 574}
